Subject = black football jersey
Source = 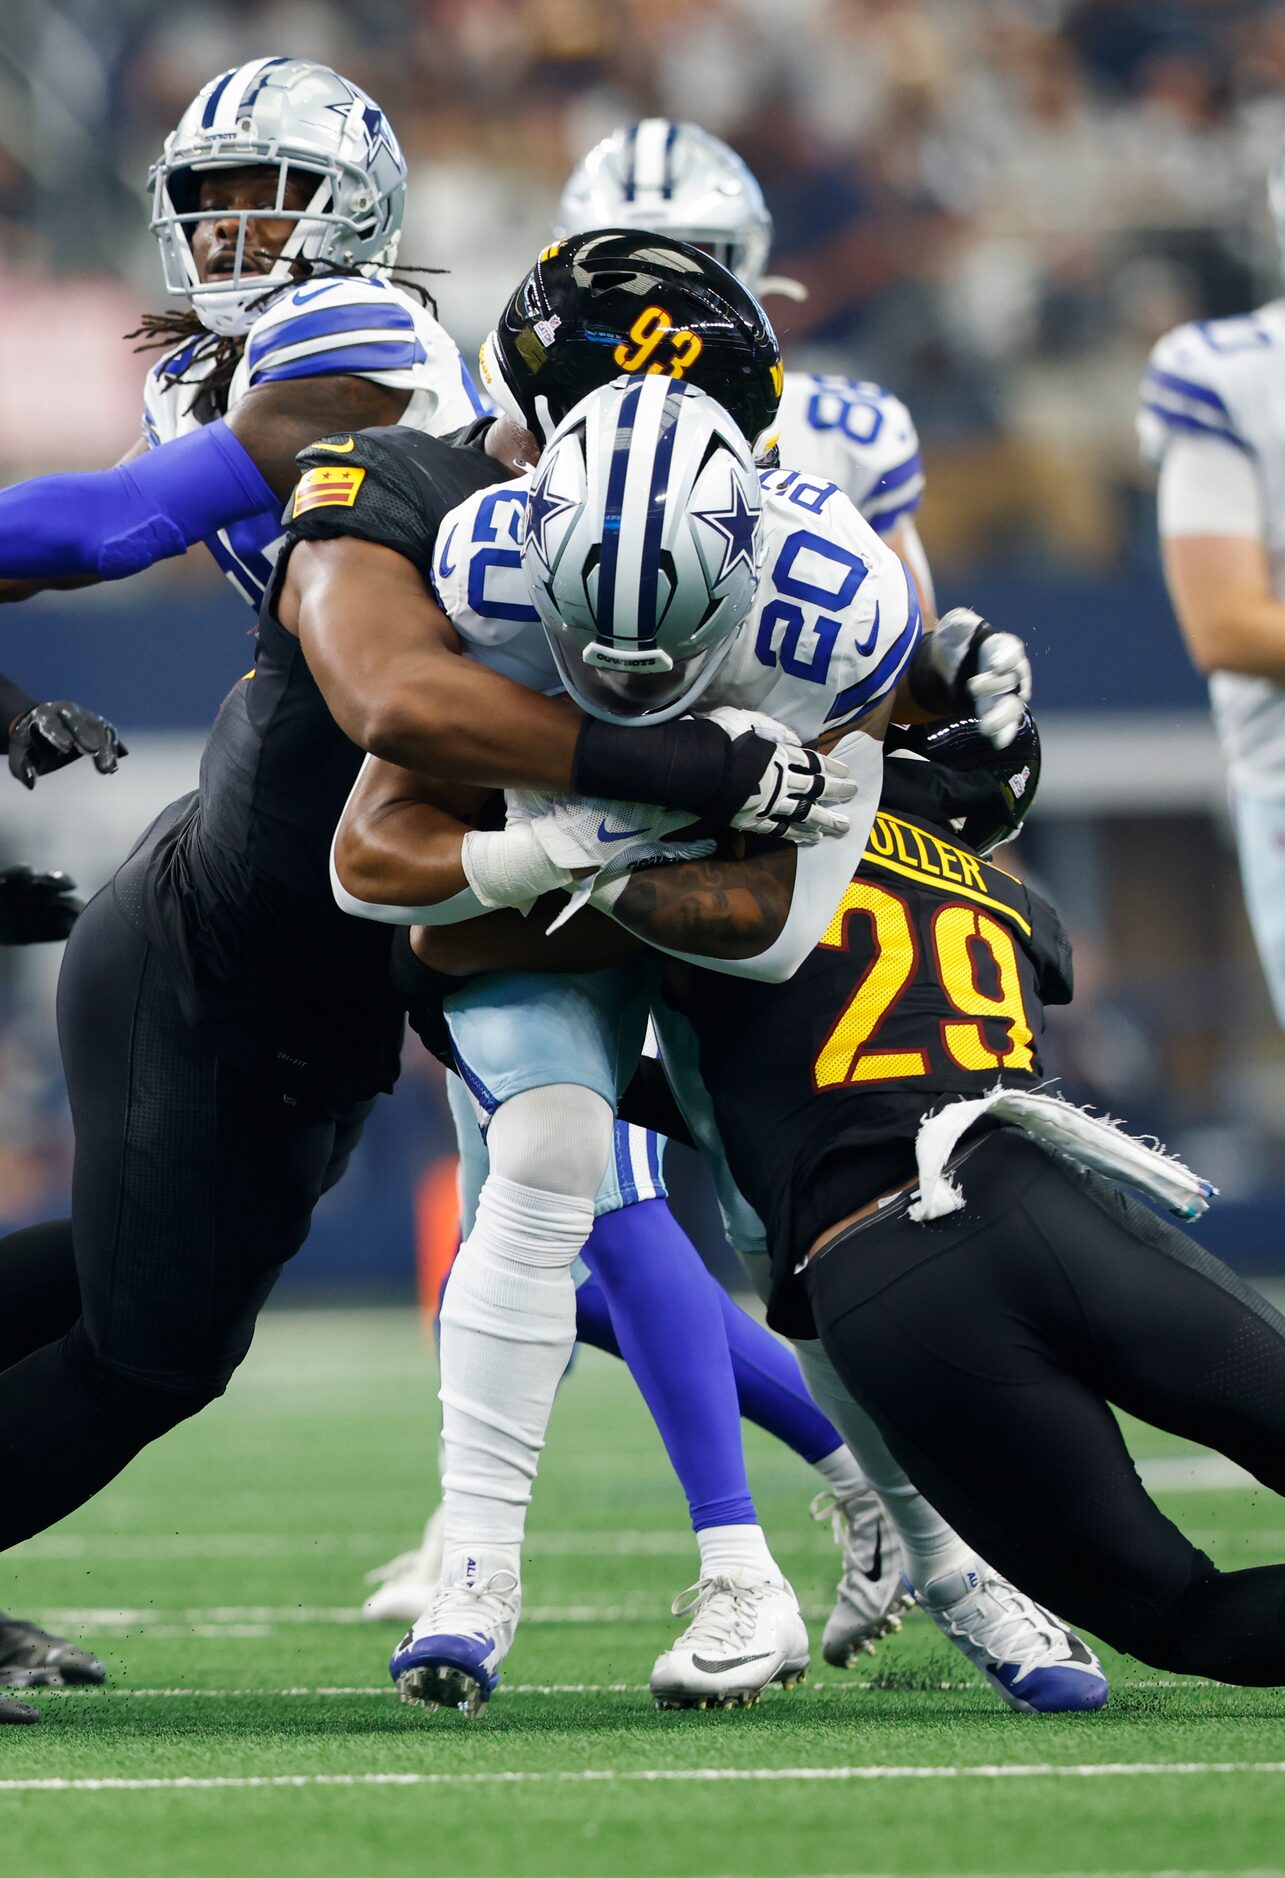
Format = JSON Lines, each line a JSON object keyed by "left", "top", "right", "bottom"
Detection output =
{"left": 662, "top": 808, "right": 1073, "bottom": 1333}
{"left": 130, "top": 427, "right": 505, "bottom": 1114}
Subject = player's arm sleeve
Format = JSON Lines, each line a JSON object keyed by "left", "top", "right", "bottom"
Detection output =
{"left": 601, "top": 726, "right": 885, "bottom": 983}
{"left": 853, "top": 394, "right": 925, "bottom": 539}
{"left": 1157, "top": 434, "right": 1263, "bottom": 539}
{"left": 0, "top": 421, "right": 275, "bottom": 580}
{"left": 1137, "top": 323, "right": 1253, "bottom": 469}
{"left": 822, "top": 555, "right": 924, "bottom": 735}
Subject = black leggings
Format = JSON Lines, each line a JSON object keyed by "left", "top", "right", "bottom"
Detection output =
{"left": 806, "top": 1129, "right": 1285, "bottom": 1685}
{"left": 0, "top": 886, "right": 371, "bottom": 1550}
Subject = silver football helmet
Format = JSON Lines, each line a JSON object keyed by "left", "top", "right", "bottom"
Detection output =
{"left": 149, "top": 57, "right": 407, "bottom": 337}
{"left": 555, "top": 120, "right": 773, "bottom": 290}
{"left": 522, "top": 375, "right": 764, "bottom": 725}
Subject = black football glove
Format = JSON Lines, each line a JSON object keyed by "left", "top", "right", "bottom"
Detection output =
{"left": 8, "top": 701, "right": 128, "bottom": 791}
{"left": 0, "top": 866, "right": 84, "bottom": 944}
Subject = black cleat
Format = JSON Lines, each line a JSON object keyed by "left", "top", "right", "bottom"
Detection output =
{"left": 0, "top": 1612, "right": 106, "bottom": 1689}
{"left": 0, "top": 1695, "right": 39, "bottom": 1724}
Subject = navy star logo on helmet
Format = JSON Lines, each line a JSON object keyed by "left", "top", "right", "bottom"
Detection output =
{"left": 695, "top": 476, "right": 760, "bottom": 587}
{"left": 524, "top": 476, "right": 576, "bottom": 571}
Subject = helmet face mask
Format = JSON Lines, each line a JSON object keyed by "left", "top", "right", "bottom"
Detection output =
{"left": 149, "top": 58, "right": 407, "bottom": 337}
{"left": 556, "top": 120, "right": 773, "bottom": 289}
{"left": 522, "top": 376, "right": 763, "bottom": 725}
{"left": 480, "top": 228, "right": 783, "bottom": 454}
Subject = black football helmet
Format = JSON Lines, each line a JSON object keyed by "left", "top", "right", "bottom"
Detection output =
{"left": 882, "top": 709, "right": 1041, "bottom": 856}
{"left": 478, "top": 228, "right": 783, "bottom": 450}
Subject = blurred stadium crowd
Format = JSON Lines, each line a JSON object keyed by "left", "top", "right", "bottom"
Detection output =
{"left": 3, "top": 0, "right": 1284, "bottom": 569}
{"left": 0, "top": 0, "right": 1284, "bottom": 1265}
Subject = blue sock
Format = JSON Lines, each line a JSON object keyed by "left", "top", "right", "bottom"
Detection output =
{"left": 577, "top": 1241, "right": 843, "bottom": 1468}
{"left": 579, "top": 1200, "right": 757, "bottom": 1531}
{"left": 574, "top": 1273, "right": 620, "bottom": 1357}
{"left": 712, "top": 1287, "right": 844, "bottom": 1466}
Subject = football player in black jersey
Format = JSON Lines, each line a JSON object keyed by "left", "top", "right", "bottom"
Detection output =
{"left": 415, "top": 717, "right": 1285, "bottom": 1689}
{"left": 0, "top": 242, "right": 857, "bottom": 1608}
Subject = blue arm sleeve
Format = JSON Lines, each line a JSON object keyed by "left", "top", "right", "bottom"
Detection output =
{"left": 0, "top": 421, "right": 278, "bottom": 581}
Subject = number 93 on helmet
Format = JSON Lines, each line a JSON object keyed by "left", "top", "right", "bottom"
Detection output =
{"left": 521, "top": 375, "right": 764, "bottom": 725}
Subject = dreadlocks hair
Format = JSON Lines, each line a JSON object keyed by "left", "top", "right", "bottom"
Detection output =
{"left": 126, "top": 262, "right": 447, "bottom": 418}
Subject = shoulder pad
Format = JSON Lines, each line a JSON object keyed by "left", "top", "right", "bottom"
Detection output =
{"left": 284, "top": 426, "right": 505, "bottom": 583}
{"left": 243, "top": 276, "right": 431, "bottom": 390}
{"left": 1137, "top": 316, "right": 1271, "bottom": 465}
{"left": 778, "top": 373, "right": 924, "bottom": 535}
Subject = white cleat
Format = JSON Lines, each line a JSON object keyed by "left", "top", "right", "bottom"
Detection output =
{"left": 650, "top": 1570, "right": 810, "bottom": 1710}
{"left": 917, "top": 1566, "right": 1109, "bottom": 1714}
{"left": 811, "top": 1488, "right": 915, "bottom": 1667}
{"left": 390, "top": 1570, "right": 521, "bottom": 1720}
{"left": 361, "top": 1504, "right": 446, "bottom": 1623}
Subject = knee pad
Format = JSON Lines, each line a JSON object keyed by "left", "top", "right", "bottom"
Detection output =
{"left": 485, "top": 1084, "right": 614, "bottom": 1202}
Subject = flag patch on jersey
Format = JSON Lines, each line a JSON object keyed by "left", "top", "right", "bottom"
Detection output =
{"left": 292, "top": 465, "right": 366, "bottom": 515}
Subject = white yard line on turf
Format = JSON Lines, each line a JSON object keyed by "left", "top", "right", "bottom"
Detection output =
{"left": 10, "top": 1529, "right": 751, "bottom": 1561}
{"left": 6, "top": 1764, "right": 1285, "bottom": 1794}
{"left": 31, "top": 1678, "right": 1210, "bottom": 1699}
{"left": 1137, "top": 1456, "right": 1255, "bottom": 1490}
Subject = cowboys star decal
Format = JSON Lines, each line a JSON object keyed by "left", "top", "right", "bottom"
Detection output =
{"left": 695, "top": 477, "right": 758, "bottom": 586}
{"left": 525, "top": 476, "right": 576, "bottom": 569}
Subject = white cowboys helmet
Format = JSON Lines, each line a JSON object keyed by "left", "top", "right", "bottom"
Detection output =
{"left": 149, "top": 57, "right": 407, "bottom": 337}
{"left": 522, "top": 375, "right": 763, "bottom": 725}
{"left": 555, "top": 120, "right": 773, "bottom": 290}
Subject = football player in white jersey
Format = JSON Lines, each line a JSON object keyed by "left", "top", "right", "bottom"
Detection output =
{"left": 324, "top": 295, "right": 1044, "bottom": 1714}
{"left": 1140, "top": 138, "right": 1285, "bottom": 1023}
{"left": 555, "top": 119, "right": 935, "bottom": 619}
{"left": 0, "top": 57, "right": 479, "bottom": 1711}
{"left": 0, "top": 57, "right": 481, "bottom": 615}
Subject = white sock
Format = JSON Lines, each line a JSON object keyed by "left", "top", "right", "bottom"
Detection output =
{"left": 792, "top": 1339, "right": 982, "bottom": 1590}
{"left": 438, "top": 1173, "right": 594, "bottom": 1587}
{"left": 811, "top": 1443, "right": 869, "bottom": 1503}
{"left": 437, "top": 1083, "right": 613, "bottom": 1591}
{"left": 696, "top": 1523, "right": 784, "bottom": 1584}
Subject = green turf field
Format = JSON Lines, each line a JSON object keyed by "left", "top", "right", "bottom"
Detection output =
{"left": 2, "top": 1306, "right": 1284, "bottom": 1878}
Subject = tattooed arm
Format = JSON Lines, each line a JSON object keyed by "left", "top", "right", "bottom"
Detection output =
{"left": 608, "top": 846, "right": 797, "bottom": 961}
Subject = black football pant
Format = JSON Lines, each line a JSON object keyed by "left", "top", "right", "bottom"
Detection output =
{"left": 806, "top": 1129, "right": 1285, "bottom": 1684}
{"left": 0, "top": 887, "right": 371, "bottom": 1550}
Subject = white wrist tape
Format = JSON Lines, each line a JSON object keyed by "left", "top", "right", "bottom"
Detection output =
{"left": 461, "top": 824, "right": 574, "bottom": 913}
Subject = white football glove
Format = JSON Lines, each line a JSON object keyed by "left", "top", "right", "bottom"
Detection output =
{"left": 922, "top": 608, "right": 1032, "bottom": 751}
{"left": 507, "top": 790, "right": 709, "bottom": 875}
{"left": 701, "top": 705, "right": 856, "bottom": 844}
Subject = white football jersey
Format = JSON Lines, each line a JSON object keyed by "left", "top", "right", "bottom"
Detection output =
{"left": 142, "top": 275, "right": 485, "bottom": 607}
{"left": 1139, "top": 300, "right": 1285, "bottom": 792}
{"left": 431, "top": 463, "right": 921, "bottom": 740}
{"left": 775, "top": 373, "right": 924, "bottom": 539}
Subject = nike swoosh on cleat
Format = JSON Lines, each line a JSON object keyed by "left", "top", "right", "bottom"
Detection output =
{"left": 861, "top": 1520, "right": 884, "bottom": 1583}
{"left": 690, "top": 1652, "right": 773, "bottom": 1674}
{"left": 597, "top": 820, "right": 647, "bottom": 843}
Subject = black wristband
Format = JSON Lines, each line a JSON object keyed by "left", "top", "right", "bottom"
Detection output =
{"left": 572, "top": 716, "right": 770, "bottom": 825}
{"left": 0, "top": 674, "right": 38, "bottom": 753}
